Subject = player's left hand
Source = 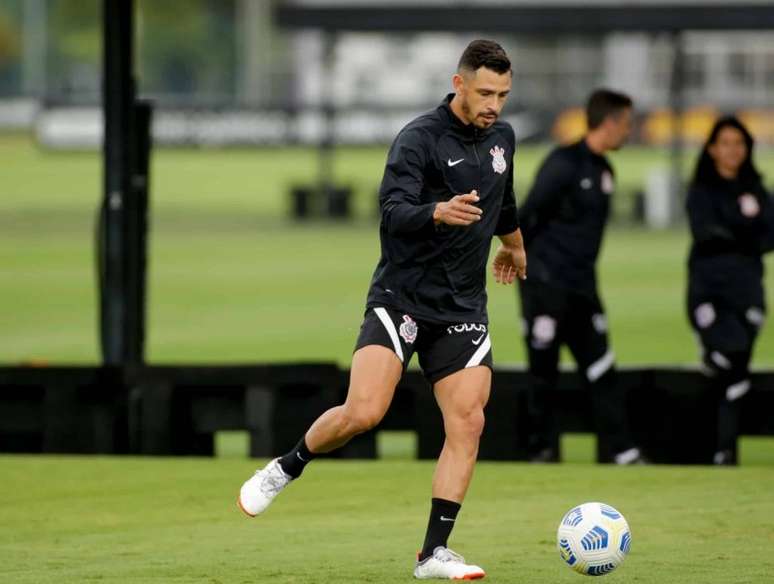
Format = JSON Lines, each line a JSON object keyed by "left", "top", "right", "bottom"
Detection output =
{"left": 492, "top": 244, "right": 527, "bottom": 284}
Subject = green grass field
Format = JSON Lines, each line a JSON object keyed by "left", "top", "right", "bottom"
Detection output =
{"left": 3, "top": 132, "right": 774, "bottom": 582}
{"left": 3, "top": 446, "right": 774, "bottom": 584}
{"left": 2, "top": 134, "right": 774, "bottom": 366}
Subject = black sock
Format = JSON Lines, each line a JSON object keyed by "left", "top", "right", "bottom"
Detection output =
{"left": 419, "top": 498, "right": 461, "bottom": 561}
{"left": 277, "top": 436, "right": 317, "bottom": 479}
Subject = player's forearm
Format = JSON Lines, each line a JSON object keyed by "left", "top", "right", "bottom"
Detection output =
{"left": 498, "top": 229, "right": 524, "bottom": 250}
{"left": 382, "top": 199, "right": 436, "bottom": 234}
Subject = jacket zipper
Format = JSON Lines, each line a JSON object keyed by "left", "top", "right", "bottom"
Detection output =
{"left": 472, "top": 129, "right": 481, "bottom": 197}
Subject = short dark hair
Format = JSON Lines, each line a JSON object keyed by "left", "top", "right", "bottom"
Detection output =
{"left": 458, "top": 40, "right": 511, "bottom": 75}
{"left": 693, "top": 115, "right": 761, "bottom": 189}
{"left": 586, "top": 89, "right": 633, "bottom": 130}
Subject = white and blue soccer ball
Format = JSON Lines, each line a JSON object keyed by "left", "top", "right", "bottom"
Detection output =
{"left": 557, "top": 502, "right": 631, "bottom": 576}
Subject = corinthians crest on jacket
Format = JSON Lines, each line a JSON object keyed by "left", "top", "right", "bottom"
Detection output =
{"left": 490, "top": 145, "right": 507, "bottom": 174}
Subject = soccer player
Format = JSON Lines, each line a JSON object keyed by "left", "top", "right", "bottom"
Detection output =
{"left": 516, "top": 89, "right": 645, "bottom": 464}
{"left": 687, "top": 116, "right": 774, "bottom": 465}
{"left": 238, "top": 40, "right": 526, "bottom": 580}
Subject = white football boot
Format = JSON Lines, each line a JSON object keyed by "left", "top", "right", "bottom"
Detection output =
{"left": 414, "top": 546, "right": 486, "bottom": 580}
{"left": 237, "top": 458, "right": 293, "bottom": 517}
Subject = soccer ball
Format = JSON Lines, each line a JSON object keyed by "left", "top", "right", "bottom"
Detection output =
{"left": 557, "top": 502, "right": 631, "bottom": 576}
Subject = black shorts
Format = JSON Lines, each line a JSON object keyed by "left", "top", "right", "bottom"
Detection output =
{"left": 355, "top": 306, "right": 493, "bottom": 384}
{"left": 519, "top": 279, "right": 612, "bottom": 382}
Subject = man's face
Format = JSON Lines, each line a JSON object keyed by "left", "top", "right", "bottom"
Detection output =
{"left": 604, "top": 107, "right": 633, "bottom": 151}
{"left": 454, "top": 67, "right": 512, "bottom": 129}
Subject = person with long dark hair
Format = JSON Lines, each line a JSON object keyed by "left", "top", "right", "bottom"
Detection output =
{"left": 687, "top": 116, "right": 774, "bottom": 465}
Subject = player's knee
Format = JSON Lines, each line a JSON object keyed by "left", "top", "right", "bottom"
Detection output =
{"left": 449, "top": 408, "right": 485, "bottom": 442}
{"left": 340, "top": 405, "right": 383, "bottom": 434}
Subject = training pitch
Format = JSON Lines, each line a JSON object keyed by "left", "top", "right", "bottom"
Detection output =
{"left": 3, "top": 433, "right": 774, "bottom": 584}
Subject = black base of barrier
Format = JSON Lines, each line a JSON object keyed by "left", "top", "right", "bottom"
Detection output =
{"left": 1, "top": 365, "right": 773, "bottom": 463}
{"left": 132, "top": 364, "right": 373, "bottom": 458}
{"left": 0, "top": 367, "right": 128, "bottom": 454}
{"left": 290, "top": 185, "right": 353, "bottom": 220}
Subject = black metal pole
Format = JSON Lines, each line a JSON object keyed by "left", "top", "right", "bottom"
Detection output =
{"left": 127, "top": 101, "right": 152, "bottom": 364}
{"left": 100, "top": 0, "right": 138, "bottom": 365}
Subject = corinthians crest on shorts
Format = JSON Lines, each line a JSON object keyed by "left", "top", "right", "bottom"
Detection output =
{"left": 490, "top": 145, "right": 507, "bottom": 174}
{"left": 399, "top": 314, "right": 417, "bottom": 344}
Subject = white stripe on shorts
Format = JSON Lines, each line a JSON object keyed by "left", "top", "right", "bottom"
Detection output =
{"left": 465, "top": 334, "right": 491, "bottom": 368}
{"left": 373, "top": 307, "right": 404, "bottom": 363}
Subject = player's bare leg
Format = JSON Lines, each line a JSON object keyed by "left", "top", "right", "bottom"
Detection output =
{"left": 432, "top": 366, "right": 491, "bottom": 501}
{"left": 305, "top": 345, "right": 402, "bottom": 452}
{"left": 414, "top": 366, "right": 491, "bottom": 580}
{"left": 238, "top": 345, "right": 401, "bottom": 516}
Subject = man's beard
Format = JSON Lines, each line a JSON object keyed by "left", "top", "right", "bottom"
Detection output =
{"left": 462, "top": 97, "right": 496, "bottom": 128}
{"left": 461, "top": 98, "right": 471, "bottom": 118}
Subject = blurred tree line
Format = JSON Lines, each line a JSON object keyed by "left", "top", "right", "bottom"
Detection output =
{"left": 0, "top": 1, "right": 22, "bottom": 95}
{"left": 0, "top": 0, "right": 239, "bottom": 102}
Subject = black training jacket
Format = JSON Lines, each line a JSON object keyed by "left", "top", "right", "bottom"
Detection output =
{"left": 519, "top": 139, "right": 613, "bottom": 297}
{"left": 687, "top": 176, "right": 774, "bottom": 310}
{"left": 365, "top": 94, "right": 520, "bottom": 324}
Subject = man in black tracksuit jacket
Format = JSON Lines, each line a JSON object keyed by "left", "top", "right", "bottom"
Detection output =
{"left": 237, "top": 41, "right": 526, "bottom": 580}
{"left": 360, "top": 89, "right": 521, "bottom": 383}
{"left": 365, "top": 93, "right": 520, "bottom": 336}
{"left": 518, "top": 89, "right": 645, "bottom": 465}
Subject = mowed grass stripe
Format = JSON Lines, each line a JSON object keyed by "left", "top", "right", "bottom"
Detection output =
{"left": 4, "top": 224, "right": 774, "bottom": 365}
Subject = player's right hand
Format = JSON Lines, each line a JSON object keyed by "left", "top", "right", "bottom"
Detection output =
{"left": 433, "top": 191, "right": 483, "bottom": 226}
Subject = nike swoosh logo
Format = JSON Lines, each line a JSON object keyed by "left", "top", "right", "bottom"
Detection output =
{"left": 472, "top": 333, "right": 486, "bottom": 346}
{"left": 440, "top": 516, "right": 456, "bottom": 522}
{"left": 296, "top": 452, "right": 308, "bottom": 462}
{"left": 447, "top": 158, "right": 464, "bottom": 167}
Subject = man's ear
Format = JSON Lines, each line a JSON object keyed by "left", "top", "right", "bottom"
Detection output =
{"left": 452, "top": 73, "right": 465, "bottom": 94}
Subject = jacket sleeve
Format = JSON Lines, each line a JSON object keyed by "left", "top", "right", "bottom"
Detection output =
{"left": 378, "top": 128, "right": 436, "bottom": 235}
{"left": 519, "top": 150, "right": 575, "bottom": 244}
{"left": 686, "top": 185, "right": 735, "bottom": 253}
{"left": 495, "top": 133, "right": 520, "bottom": 236}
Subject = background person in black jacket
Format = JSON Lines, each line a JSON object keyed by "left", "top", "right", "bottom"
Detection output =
{"left": 237, "top": 40, "right": 526, "bottom": 580}
{"left": 517, "top": 89, "right": 645, "bottom": 465}
{"left": 687, "top": 116, "right": 774, "bottom": 466}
